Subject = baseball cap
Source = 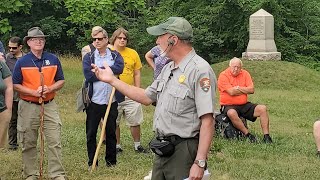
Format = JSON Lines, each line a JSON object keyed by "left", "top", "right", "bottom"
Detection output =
{"left": 146, "top": 17, "right": 193, "bottom": 40}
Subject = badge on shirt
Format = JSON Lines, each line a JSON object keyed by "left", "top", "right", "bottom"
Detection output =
{"left": 200, "top": 78, "right": 211, "bottom": 92}
{"left": 45, "top": 59, "right": 50, "bottom": 66}
{"left": 178, "top": 75, "right": 186, "bottom": 83}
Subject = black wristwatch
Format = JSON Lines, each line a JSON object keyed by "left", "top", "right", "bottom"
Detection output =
{"left": 194, "top": 159, "right": 206, "bottom": 168}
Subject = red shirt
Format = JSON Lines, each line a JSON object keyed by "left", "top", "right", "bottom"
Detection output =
{"left": 218, "top": 68, "right": 253, "bottom": 105}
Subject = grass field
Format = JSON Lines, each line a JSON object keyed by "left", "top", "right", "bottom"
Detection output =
{"left": 1, "top": 57, "right": 320, "bottom": 180}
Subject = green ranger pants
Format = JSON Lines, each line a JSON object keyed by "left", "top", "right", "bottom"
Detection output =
{"left": 151, "top": 138, "right": 199, "bottom": 180}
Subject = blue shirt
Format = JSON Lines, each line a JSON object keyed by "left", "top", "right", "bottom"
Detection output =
{"left": 91, "top": 49, "right": 115, "bottom": 105}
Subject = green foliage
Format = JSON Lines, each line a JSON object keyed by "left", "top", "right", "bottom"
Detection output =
{"left": 0, "top": 0, "right": 31, "bottom": 13}
{"left": 147, "top": 0, "right": 320, "bottom": 67}
{"left": 64, "top": 0, "right": 146, "bottom": 49}
{"left": 0, "top": 19, "right": 12, "bottom": 34}
{"left": 0, "top": 0, "right": 31, "bottom": 34}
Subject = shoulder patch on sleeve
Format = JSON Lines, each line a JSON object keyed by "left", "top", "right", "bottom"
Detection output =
{"left": 200, "top": 77, "right": 211, "bottom": 92}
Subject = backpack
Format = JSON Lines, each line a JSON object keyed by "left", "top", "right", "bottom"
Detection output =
{"left": 76, "top": 44, "right": 96, "bottom": 113}
{"left": 76, "top": 80, "right": 90, "bottom": 112}
{"left": 215, "top": 113, "right": 247, "bottom": 139}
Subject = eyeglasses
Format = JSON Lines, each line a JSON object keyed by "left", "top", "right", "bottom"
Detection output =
{"left": 30, "top": 38, "right": 45, "bottom": 43}
{"left": 92, "top": 37, "right": 106, "bottom": 41}
{"left": 8, "top": 46, "right": 18, "bottom": 50}
{"left": 230, "top": 66, "right": 241, "bottom": 69}
{"left": 116, "top": 37, "right": 127, "bottom": 41}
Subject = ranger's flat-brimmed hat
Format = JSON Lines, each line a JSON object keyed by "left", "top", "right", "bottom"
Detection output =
{"left": 146, "top": 17, "right": 193, "bottom": 40}
{"left": 23, "top": 27, "right": 48, "bottom": 42}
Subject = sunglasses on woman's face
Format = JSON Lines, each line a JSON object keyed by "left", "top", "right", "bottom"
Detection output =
{"left": 117, "top": 37, "right": 127, "bottom": 41}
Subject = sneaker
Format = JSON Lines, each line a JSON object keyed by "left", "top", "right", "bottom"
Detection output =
{"left": 316, "top": 151, "right": 320, "bottom": 158}
{"left": 246, "top": 133, "right": 257, "bottom": 143}
{"left": 135, "top": 145, "right": 148, "bottom": 153}
{"left": 144, "top": 170, "right": 152, "bottom": 180}
{"left": 262, "top": 134, "right": 273, "bottom": 143}
{"left": 116, "top": 147, "right": 123, "bottom": 154}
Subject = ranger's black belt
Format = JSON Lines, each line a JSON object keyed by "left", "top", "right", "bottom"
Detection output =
{"left": 162, "top": 134, "right": 199, "bottom": 146}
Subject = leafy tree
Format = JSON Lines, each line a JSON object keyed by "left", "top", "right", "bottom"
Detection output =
{"left": 64, "top": 0, "right": 146, "bottom": 50}
{"left": 0, "top": 0, "right": 31, "bottom": 34}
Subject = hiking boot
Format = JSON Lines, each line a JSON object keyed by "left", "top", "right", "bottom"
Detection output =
{"left": 135, "top": 145, "right": 148, "bottom": 153}
{"left": 246, "top": 133, "right": 257, "bottom": 143}
{"left": 116, "top": 147, "right": 123, "bottom": 154}
{"left": 262, "top": 134, "right": 273, "bottom": 143}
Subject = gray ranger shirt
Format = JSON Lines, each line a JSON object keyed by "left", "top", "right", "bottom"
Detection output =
{"left": 145, "top": 48, "right": 216, "bottom": 138}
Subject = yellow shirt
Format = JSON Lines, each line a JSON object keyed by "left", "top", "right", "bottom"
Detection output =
{"left": 117, "top": 47, "right": 142, "bottom": 85}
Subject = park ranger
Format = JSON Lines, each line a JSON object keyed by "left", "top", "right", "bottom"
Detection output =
{"left": 91, "top": 17, "right": 216, "bottom": 180}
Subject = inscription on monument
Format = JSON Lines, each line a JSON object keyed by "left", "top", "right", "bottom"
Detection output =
{"left": 250, "top": 18, "right": 264, "bottom": 39}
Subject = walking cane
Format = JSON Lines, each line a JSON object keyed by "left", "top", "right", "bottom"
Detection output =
{"left": 39, "top": 71, "right": 45, "bottom": 180}
{"left": 91, "top": 87, "right": 116, "bottom": 172}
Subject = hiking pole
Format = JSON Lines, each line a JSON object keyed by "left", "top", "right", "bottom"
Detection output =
{"left": 91, "top": 87, "right": 116, "bottom": 172}
{"left": 39, "top": 71, "right": 45, "bottom": 180}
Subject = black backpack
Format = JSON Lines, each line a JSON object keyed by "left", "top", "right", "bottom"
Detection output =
{"left": 215, "top": 113, "right": 247, "bottom": 139}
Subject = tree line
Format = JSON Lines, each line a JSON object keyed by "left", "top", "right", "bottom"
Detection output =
{"left": 1, "top": 0, "right": 319, "bottom": 70}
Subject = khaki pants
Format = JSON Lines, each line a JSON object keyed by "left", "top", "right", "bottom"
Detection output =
{"left": 0, "top": 109, "right": 11, "bottom": 148}
{"left": 18, "top": 100, "right": 66, "bottom": 179}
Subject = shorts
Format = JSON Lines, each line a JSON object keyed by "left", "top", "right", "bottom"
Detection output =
{"left": 116, "top": 97, "right": 143, "bottom": 126}
{"left": 221, "top": 102, "right": 258, "bottom": 122}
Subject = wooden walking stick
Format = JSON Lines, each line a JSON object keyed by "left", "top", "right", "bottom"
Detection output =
{"left": 39, "top": 71, "right": 45, "bottom": 180}
{"left": 91, "top": 87, "right": 116, "bottom": 172}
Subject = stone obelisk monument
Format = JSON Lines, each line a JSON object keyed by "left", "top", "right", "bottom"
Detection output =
{"left": 242, "top": 9, "right": 281, "bottom": 60}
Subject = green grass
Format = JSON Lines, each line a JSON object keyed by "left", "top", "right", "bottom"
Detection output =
{"left": 1, "top": 58, "right": 320, "bottom": 180}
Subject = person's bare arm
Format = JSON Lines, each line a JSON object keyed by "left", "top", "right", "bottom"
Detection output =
{"left": 4, "top": 76, "right": 13, "bottom": 110}
{"left": 92, "top": 62, "right": 152, "bottom": 105}
{"left": 188, "top": 113, "right": 214, "bottom": 179}
{"left": 225, "top": 85, "right": 254, "bottom": 96}
{"left": 145, "top": 50, "right": 155, "bottom": 70}
{"left": 14, "top": 80, "right": 64, "bottom": 99}
{"left": 42, "top": 80, "right": 65, "bottom": 95}
{"left": 134, "top": 69, "right": 141, "bottom": 88}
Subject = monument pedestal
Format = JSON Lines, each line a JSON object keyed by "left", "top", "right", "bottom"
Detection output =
{"left": 242, "top": 52, "right": 281, "bottom": 61}
{"left": 242, "top": 9, "right": 281, "bottom": 61}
